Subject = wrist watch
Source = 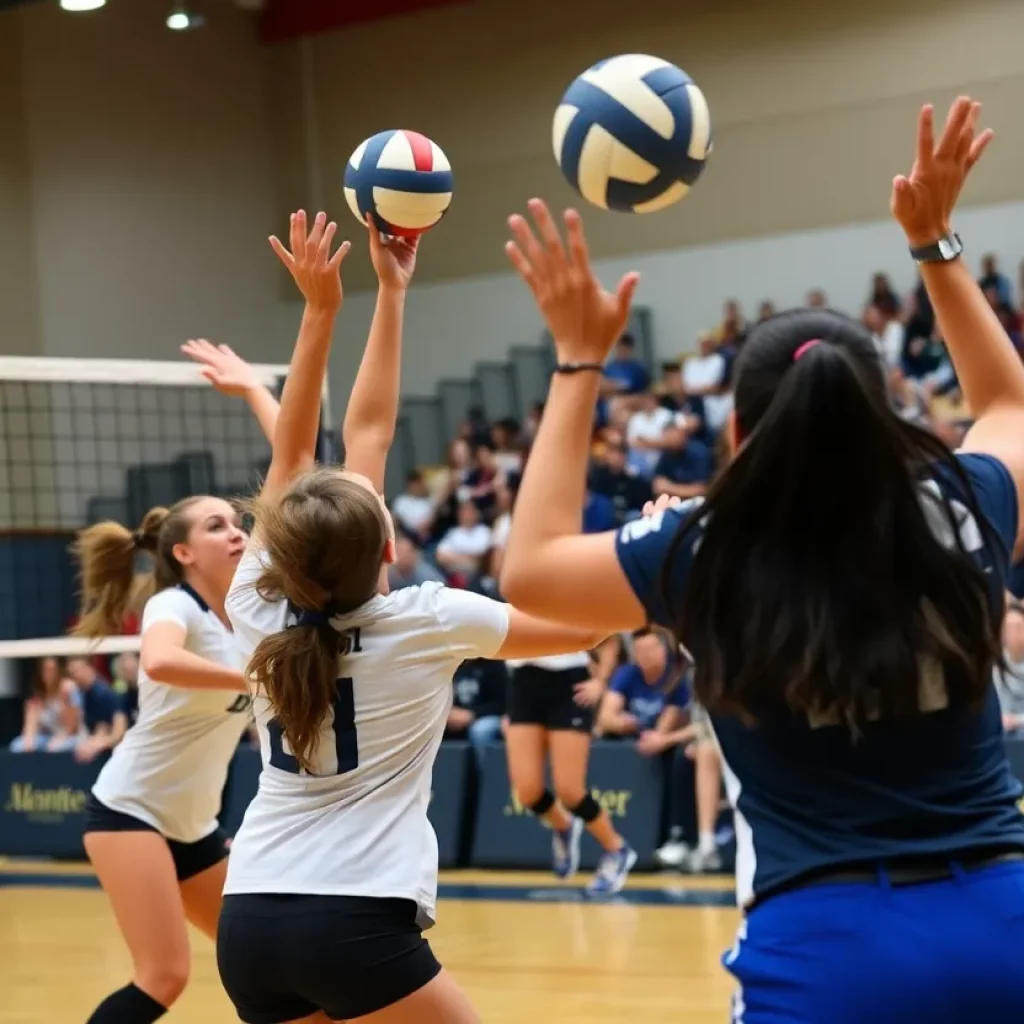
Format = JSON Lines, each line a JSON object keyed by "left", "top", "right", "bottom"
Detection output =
{"left": 909, "top": 232, "right": 963, "bottom": 264}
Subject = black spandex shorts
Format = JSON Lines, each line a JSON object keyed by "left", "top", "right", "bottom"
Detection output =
{"left": 217, "top": 893, "right": 442, "bottom": 1023}
{"left": 84, "top": 793, "right": 229, "bottom": 883}
{"left": 507, "top": 663, "right": 594, "bottom": 733}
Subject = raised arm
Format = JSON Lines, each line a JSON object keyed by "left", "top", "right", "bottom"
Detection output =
{"left": 891, "top": 98, "right": 1024, "bottom": 554}
{"left": 264, "top": 210, "right": 351, "bottom": 503}
{"left": 498, "top": 200, "right": 648, "bottom": 631}
{"left": 342, "top": 228, "right": 419, "bottom": 492}
{"left": 181, "top": 339, "right": 280, "bottom": 444}
{"left": 141, "top": 621, "right": 246, "bottom": 692}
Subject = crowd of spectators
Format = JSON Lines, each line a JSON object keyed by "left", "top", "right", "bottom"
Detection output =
{"left": 11, "top": 255, "right": 1024, "bottom": 875}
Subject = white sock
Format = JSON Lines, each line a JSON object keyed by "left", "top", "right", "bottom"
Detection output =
{"left": 698, "top": 831, "right": 717, "bottom": 855}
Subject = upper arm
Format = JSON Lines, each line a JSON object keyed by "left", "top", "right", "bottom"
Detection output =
{"left": 139, "top": 591, "right": 193, "bottom": 669}
{"left": 501, "top": 505, "right": 696, "bottom": 633}
{"left": 599, "top": 688, "right": 626, "bottom": 721}
{"left": 959, "top": 415, "right": 1024, "bottom": 558}
{"left": 494, "top": 607, "right": 604, "bottom": 661}
{"left": 499, "top": 531, "right": 648, "bottom": 633}
{"left": 343, "top": 440, "right": 388, "bottom": 496}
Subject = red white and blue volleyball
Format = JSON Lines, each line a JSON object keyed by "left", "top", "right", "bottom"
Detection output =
{"left": 343, "top": 130, "right": 453, "bottom": 237}
{"left": 553, "top": 54, "right": 712, "bottom": 213}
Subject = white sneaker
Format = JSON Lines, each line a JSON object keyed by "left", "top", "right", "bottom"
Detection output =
{"left": 685, "top": 846, "right": 724, "bottom": 874}
{"left": 654, "top": 839, "right": 691, "bottom": 869}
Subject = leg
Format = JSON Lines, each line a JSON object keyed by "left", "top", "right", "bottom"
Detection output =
{"left": 84, "top": 830, "right": 192, "bottom": 1017}
{"left": 504, "top": 724, "right": 570, "bottom": 832}
{"left": 179, "top": 856, "right": 229, "bottom": 941}
{"left": 347, "top": 969, "right": 479, "bottom": 1024}
{"left": 687, "top": 740, "right": 724, "bottom": 872}
{"left": 548, "top": 730, "right": 622, "bottom": 853}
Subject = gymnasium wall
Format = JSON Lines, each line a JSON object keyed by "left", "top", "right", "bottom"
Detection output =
{"left": 0, "top": 0, "right": 1022, "bottom": 402}
{"left": 275, "top": 0, "right": 1024, "bottom": 397}
{"left": 0, "top": 0, "right": 286, "bottom": 363}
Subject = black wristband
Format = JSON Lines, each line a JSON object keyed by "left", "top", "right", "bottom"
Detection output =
{"left": 554, "top": 362, "right": 604, "bottom": 375}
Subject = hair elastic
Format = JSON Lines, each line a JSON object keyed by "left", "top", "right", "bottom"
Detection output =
{"left": 793, "top": 339, "right": 823, "bottom": 362}
{"left": 295, "top": 608, "right": 332, "bottom": 628}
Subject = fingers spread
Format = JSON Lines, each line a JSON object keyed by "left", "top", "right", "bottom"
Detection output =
{"left": 915, "top": 104, "right": 935, "bottom": 168}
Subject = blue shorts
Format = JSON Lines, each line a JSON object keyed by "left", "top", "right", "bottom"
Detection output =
{"left": 726, "top": 859, "right": 1024, "bottom": 1023}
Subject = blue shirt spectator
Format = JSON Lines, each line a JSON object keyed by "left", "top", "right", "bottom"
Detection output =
{"left": 652, "top": 428, "right": 713, "bottom": 500}
{"left": 603, "top": 335, "right": 649, "bottom": 395}
{"left": 599, "top": 629, "right": 689, "bottom": 735}
{"left": 67, "top": 657, "right": 120, "bottom": 733}
{"left": 582, "top": 491, "right": 617, "bottom": 534}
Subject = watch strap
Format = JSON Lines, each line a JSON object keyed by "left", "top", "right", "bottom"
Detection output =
{"left": 909, "top": 232, "right": 963, "bottom": 264}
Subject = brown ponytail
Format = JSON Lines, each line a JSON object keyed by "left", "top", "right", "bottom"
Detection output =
{"left": 245, "top": 468, "right": 388, "bottom": 774}
{"left": 73, "top": 498, "right": 203, "bottom": 637}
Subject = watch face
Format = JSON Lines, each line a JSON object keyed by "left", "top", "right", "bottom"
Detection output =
{"left": 938, "top": 238, "right": 954, "bottom": 259}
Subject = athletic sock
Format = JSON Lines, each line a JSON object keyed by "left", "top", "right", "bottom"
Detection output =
{"left": 86, "top": 983, "right": 168, "bottom": 1024}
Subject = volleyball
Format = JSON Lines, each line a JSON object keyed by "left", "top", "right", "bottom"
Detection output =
{"left": 343, "top": 129, "right": 453, "bottom": 237}
{"left": 552, "top": 55, "right": 712, "bottom": 214}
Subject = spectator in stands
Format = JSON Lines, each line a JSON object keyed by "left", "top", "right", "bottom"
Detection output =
{"left": 602, "top": 332, "right": 649, "bottom": 396}
{"left": 388, "top": 533, "right": 445, "bottom": 591}
{"left": 716, "top": 299, "right": 747, "bottom": 348}
{"left": 489, "top": 478, "right": 515, "bottom": 575}
{"left": 66, "top": 656, "right": 125, "bottom": 763}
{"left": 490, "top": 418, "right": 524, "bottom": 477}
{"left": 625, "top": 390, "right": 675, "bottom": 476}
{"left": 111, "top": 651, "right": 140, "bottom": 727}
{"left": 756, "top": 300, "right": 776, "bottom": 324}
{"left": 431, "top": 437, "right": 474, "bottom": 537}
{"left": 597, "top": 629, "right": 689, "bottom": 739}
{"left": 868, "top": 272, "right": 902, "bottom": 320}
{"left": 863, "top": 303, "right": 904, "bottom": 369}
{"left": 464, "top": 443, "right": 503, "bottom": 518}
{"left": 391, "top": 469, "right": 436, "bottom": 545}
{"left": 523, "top": 400, "right": 544, "bottom": 443}
{"left": 582, "top": 489, "right": 617, "bottom": 533}
{"left": 979, "top": 253, "right": 1013, "bottom": 308}
{"left": 652, "top": 422, "right": 713, "bottom": 501}
{"left": 589, "top": 437, "right": 651, "bottom": 525}
{"left": 9, "top": 656, "right": 81, "bottom": 753}
{"left": 446, "top": 657, "right": 508, "bottom": 759}
{"left": 682, "top": 335, "right": 731, "bottom": 434}
{"left": 995, "top": 602, "right": 1024, "bottom": 736}
{"left": 462, "top": 404, "right": 492, "bottom": 448}
{"left": 806, "top": 288, "right": 827, "bottom": 309}
{"left": 435, "top": 499, "right": 494, "bottom": 585}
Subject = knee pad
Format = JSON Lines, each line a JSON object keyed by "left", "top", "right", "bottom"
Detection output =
{"left": 568, "top": 793, "right": 602, "bottom": 823}
{"left": 527, "top": 789, "right": 556, "bottom": 816}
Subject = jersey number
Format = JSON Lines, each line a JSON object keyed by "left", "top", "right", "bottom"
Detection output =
{"left": 267, "top": 677, "right": 358, "bottom": 776}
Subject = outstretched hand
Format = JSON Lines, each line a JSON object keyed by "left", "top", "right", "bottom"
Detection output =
{"left": 891, "top": 97, "right": 993, "bottom": 248}
{"left": 368, "top": 224, "right": 419, "bottom": 291}
{"left": 181, "top": 339, "right": 260, "bottom": 398}
{"left": 505, "top": 199, "right": 639, "bottom": 364}
{"left": 270, "top": 210, "right": 351, "bottom": 313}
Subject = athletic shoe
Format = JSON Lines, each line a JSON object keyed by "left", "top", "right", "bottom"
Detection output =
{"left": 552, "top": 817, "right": 583, "bottom": 880}
{"left": 587, "top": 843, "right": 638, "bottom": 896}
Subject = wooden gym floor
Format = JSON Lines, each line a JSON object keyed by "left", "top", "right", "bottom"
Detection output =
{"left": 0, "top": 859, "right": 740, "bottom": 1023}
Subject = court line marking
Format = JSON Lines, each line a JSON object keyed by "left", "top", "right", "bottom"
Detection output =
{"left": 0, "top": 870, "right": 736, "bottom": 907}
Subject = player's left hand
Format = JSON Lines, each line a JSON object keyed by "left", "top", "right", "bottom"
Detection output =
{"left": 636, "top": 730, "right": 670, "bottom": 756}
{"left": 270, "top": 210, "right": 351, "bottom": 313}
{"left": 642, "top": 493, "right": 684, "bottom": 518}
{"left": 573, "top": 678, "right": 605, "bottom": 707}
{"left": 181, "top": 339, "right": 261, "bottom": 397}
{"left": 368, "top": 223, "right": 419, "bottom": 291}
{"left": 505, "top": 198, "right": 639, "bottom": 365}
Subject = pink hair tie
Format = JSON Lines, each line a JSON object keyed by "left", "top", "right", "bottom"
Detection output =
{"left": 793, "top": 339, "right": 823, "bottom": 362}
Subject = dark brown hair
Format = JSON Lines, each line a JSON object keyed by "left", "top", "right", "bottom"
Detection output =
{"left": 664, "top": 309, "right": 1001, "bottom": 733}
{"left": 73, "top": 497, "right": 204, "bottom": 637}
{"left": 245, "top": 468, "right": 390, "bottom": 773}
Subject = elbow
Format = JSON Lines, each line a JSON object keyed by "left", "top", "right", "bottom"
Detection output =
{"left": 140, "top": 651, "right": 171, "bottom": 683}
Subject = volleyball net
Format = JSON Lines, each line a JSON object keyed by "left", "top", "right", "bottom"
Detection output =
{"left": 0, "top": 354, "right": 332, "bottom": 654}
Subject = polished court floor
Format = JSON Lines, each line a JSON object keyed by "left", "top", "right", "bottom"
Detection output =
{"left": 0, "top": 861, "right": 740, "bottom": 1023}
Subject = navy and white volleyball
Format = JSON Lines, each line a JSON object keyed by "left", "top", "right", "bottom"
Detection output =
{"left": 553, "top": 55, "right": 711, "bottom": 213}
{"left": 343, "top": 129, "right": 454, "bottom": 237}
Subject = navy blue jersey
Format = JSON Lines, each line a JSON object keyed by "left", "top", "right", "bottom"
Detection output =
{"left": 616, "top": 452, "right": 1024, "bottom": 906}
{"left": 1008, "top": 560, "right": 1024, "bottom": 600}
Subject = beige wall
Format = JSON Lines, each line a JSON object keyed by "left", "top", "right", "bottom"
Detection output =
{"left": 283, "top": 0, "right": 1024, "bottom": 292}
{"left": 5, "top": 0, "right": 286, "bottom": 362}
{"left": 0, "top": 19, "right": 41, "bottom": 355}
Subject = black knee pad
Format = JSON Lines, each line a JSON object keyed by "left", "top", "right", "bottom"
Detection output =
{"left": 527, "top": 790, "right": 556, "bottom": 816}
{"left": 568, "top": 793, "right": 602, "bottom": 823}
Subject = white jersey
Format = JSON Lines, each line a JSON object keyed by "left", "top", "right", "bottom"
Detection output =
{"left": 92, "top": 585, "right": 251, "bottom": 843}
{"left": 223, "top": 550, "right": 509, "bottom": 927}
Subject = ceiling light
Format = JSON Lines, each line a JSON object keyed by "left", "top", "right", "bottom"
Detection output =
{"left": 166, "top": 3, "right": 204, "bottom": 30}
{"left": 60, "top": 0, "right": 107, "bottom": 11}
